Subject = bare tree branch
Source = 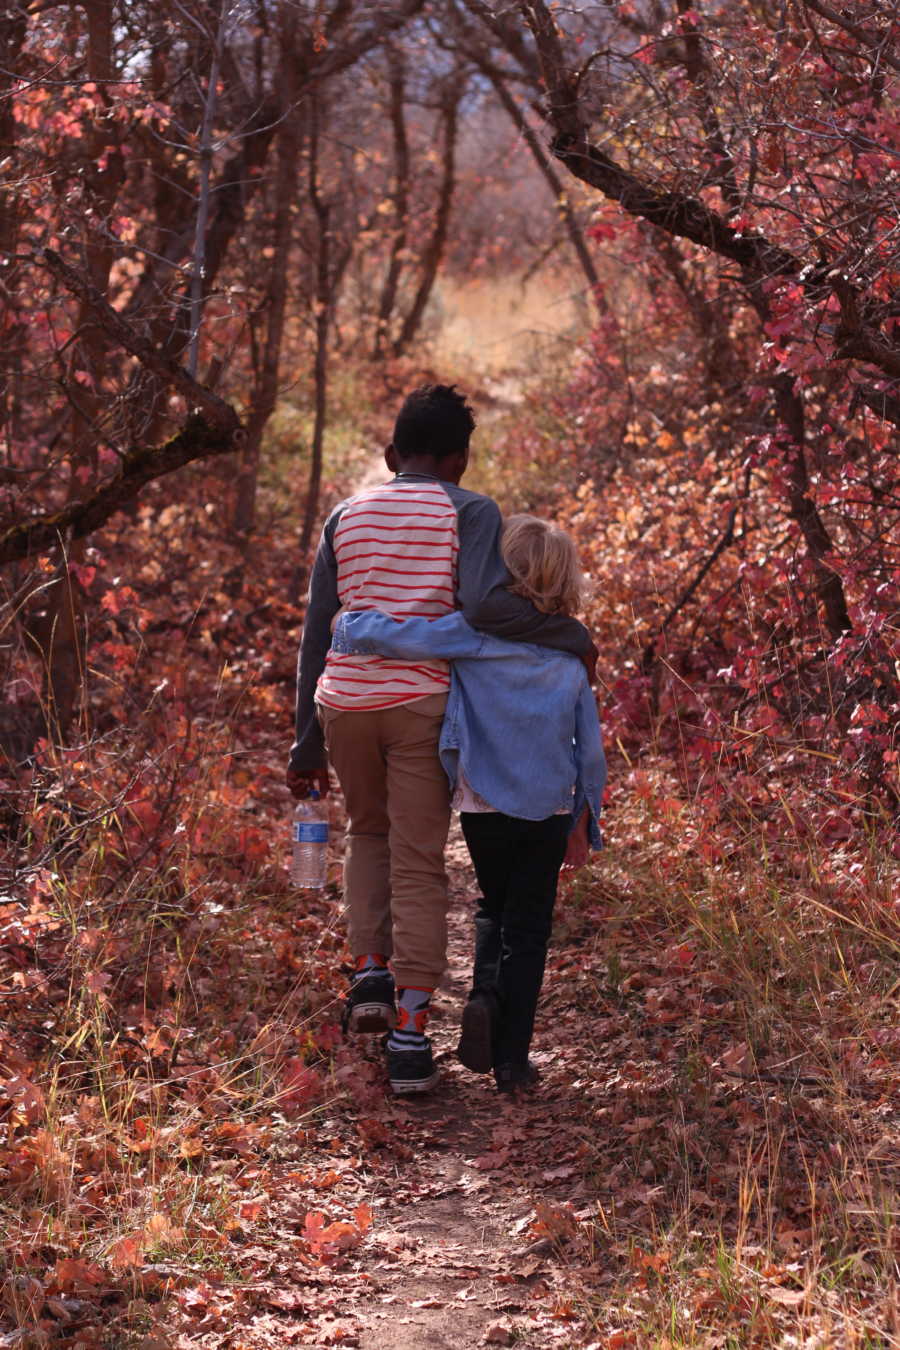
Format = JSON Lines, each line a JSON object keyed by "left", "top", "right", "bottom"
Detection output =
{"left": 42, "top": 248, "right": 241, "bottom": 433}
{"left": 801, "top": 0, "right": 900, "bottom": 73}
{"left": 516, "top": 0, "right": 900, "bottom": 384}
{"left": 0, "top": 417, "right": 241, "bottom": 566}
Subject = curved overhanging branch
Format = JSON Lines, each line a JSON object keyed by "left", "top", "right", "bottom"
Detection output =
{"left": 517, "top": 0, "right": 900, "bottom": 396}
{"left": 549, "top": 133, "right": 799, "bottom": 282}
{"left": 0, "top": 251, "right": 245, "bottom": 567}
{"left": 517, "top": 0, "right": 801, "bottom": 281}
{"left": 42, "top": 248, "right": 241, "bottom": 432}
{"left": 1, "top": 417, "right": 242, "bottom": 566}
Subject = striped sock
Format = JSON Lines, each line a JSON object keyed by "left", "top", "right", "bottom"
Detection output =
{"left": 352, "top": 954, "right": 392, "bottom": 984}
{"left": 387, "top": 987, "right": 433, "bottom": 1053}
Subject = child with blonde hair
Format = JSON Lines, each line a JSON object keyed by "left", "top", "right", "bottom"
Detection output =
{"left": 332, "top": 514, "right": 605, "bottom": 1095}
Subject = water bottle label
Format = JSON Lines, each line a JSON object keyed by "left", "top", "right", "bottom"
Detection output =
{"left": 293, "top": 823, "right": 328, "bottom": 843}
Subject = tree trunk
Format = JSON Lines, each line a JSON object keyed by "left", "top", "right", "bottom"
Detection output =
{"left": 232, "top": 40, "right": 303, "bottom": 539}
{"left": 27, "top": 567, "right": 85, "bottom": 743}
{"left": 488, "top": 71, "right": 601, "bottom": 325}
{"left": 772, "top": 374, "right": 852, "bottom": 638}
{"left": 373, "top": 49, "right": 410, "bottom": 357}
{"left": 299, "top": 99, "right": 332, "bottom": 562}
{"left": 0, "top": 9, "right": 27, "bottom": 445}
{"left": 393, "top": 84, "right": 461, "bottom": 357}
{"left": 46, "top": 0, "right": 122, "bottom": 739}
{"left": 188, "top": 0, "right": 226, "bottom": 379}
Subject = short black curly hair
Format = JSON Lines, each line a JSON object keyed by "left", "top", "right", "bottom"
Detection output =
{"left": 392, "top": 383, "right": 476, "bottom": 461}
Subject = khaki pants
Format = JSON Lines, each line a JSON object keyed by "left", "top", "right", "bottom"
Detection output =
{"left": 318, "top": 694, "right": 450, "bottom": 989}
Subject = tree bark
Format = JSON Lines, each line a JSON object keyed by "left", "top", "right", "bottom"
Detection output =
{"left": 0, "top": 7, "right": 27, "bottom": 445}
{"left": 517, "top": 0, "right": 900, "bottom": 394}
{"left": 233, "top": 20, "right": 303, "bottom": 538}
{"left": 488, "top": 71, "right": 602, "bottom": 324}
{"left": 49, "top": 0, "right": 124, "bottom": 737}
{"left": 188, "top": 0, "right": 226, "bottom": 379}
{"left": 393, "top": 83, "right": 461, "bottom": 356}
{"left": 772, "top": 374, "right": 852, "bottom": 638}
{"left": 516, "top": 0, "right": 857, "bottom": 638}
{"left": 6, "top": 253, "right": 242, "bottom": 566}
{"left": 43, "top": 251, "right": 240, "bottom": 433}
{"left": 373, "top": 48, "right": 410, "bottom": 358}
{"left": 300, "top": 98, "right": 332, "bottom": 560}
{"left": 1, "top": 417, "right": 241, "bottom": 567}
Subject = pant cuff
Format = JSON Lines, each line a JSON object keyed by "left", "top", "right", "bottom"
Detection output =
{"left": 392, "top": 967, "right": 444, "bottom": 990}
{"left": 351, "top": 938, "right": 394, "bottom": 960}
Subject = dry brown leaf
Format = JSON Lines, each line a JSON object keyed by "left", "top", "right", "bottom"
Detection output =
{"left": 108, "top": 1234, "right": 145, "bottom": 1270}
{"left": 766, "top": 1285, "right": 808, "bottom": 1306}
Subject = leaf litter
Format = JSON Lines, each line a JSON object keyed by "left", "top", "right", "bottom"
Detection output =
{"left": 2, "top": 440, "right": 897, "bottom": 1349}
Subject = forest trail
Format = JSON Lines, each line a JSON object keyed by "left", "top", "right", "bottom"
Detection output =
{"left": 350, "top": 830, "right": 578, "bottom": 1350}
{"left": 278, "top": 439, "right": 594, "bottom": 1349}
{"left": 285, "top": 826, "right": 595, "bottom": 1350}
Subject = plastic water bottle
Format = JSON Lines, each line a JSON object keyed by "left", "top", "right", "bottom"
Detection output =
{"left": 291, "top": 791, "right": 329, "bottom": 888}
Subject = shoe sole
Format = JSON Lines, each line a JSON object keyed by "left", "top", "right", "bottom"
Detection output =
{"left": 456, "top": 998, "right": 494, "bottom": 1074}
{"left": 389, "top": 1068, "right": 440, "bottom": 1094}
{"left": 349, "top": 1002, "right": 396, "bottom": 1033}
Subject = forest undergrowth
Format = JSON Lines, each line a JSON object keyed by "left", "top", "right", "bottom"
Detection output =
{"left": 1, "top": 358, "right": 898, "bottom": 1349}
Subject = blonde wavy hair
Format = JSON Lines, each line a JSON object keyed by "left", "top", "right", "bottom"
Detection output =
{"left": 501, "top": 514, "right": 584, "bottom": 616}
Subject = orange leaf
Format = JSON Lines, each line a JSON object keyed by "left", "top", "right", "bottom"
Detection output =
{"left": 353, "top": 1202, "right": 373, "bottom": 1232}
{"left": 108, "top": 1234, "right": 145, "bottom": 1270}
{"left": 51, "top": 1258, "right": 106, "bottom": 1292}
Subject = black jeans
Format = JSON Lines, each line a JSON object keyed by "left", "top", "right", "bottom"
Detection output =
{"left": 460, "top": 811, "right": 571, "bottom": 1068}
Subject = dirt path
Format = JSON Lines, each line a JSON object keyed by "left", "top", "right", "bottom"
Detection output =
{"left": 316, "top": 826, "right": 587, "bottom": 1350}
{"left": 288, "top": 433, "right": 592, "bottom": 1349}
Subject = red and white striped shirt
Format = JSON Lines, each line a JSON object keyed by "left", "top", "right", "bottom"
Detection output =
{"left": 316, "top": 479, "right": 458, "bottom": 710}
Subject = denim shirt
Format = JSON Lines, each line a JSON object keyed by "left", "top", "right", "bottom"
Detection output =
{"left": 331, "top": 611, "right": 606, "bottom": 846}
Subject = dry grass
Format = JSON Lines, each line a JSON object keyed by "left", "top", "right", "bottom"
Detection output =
{"left": 549, "top": 770, "right": 899, "bottom": 1348}
{"left": 431, "top": 271, "right": 591, "bottom": 381}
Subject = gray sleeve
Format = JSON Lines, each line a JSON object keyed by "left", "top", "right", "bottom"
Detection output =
{"left": 455, "top": 495, "right": 591, "bottom": 656}
{"left": 289, "top": 513, "right": 341, "bottom": 773}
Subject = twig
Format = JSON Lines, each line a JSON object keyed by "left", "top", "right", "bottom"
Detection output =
{"left": 801, "top": 0, "right": 900, "bottom": 74}
{"left": 41, "top": 248, "right": 240, "bottom": 433}
{"left": 188, "top": 0, "right": 227, "bottom": 378}
{"left": 0, "top": 417, "right": 242, "bottom": 565}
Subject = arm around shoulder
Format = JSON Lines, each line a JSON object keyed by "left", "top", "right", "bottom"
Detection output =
{"left": 455, "top": 495, "right": 591, "bottom": 656}
{"left": 335, "top": 610, "right": 483, "bottom": 661}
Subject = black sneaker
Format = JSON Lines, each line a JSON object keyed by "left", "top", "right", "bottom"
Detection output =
{"left": 494, "top": 1059, "right": 540, "bottom": 1095}
{"left": 342, "top": 974, "right": 396, "bottom": 1035}
{"left": 456, "top": 991, "right": 497, "bottom": 1074}
{"left": 386, "top": 1042, "right": 440, "bottom": 1094}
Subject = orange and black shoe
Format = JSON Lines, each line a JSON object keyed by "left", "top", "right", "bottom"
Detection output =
{"left": 386, "top": 987, "right": 439, "bottom": 1093}
{"left": 341, "top": 973, "right": 396, "bottom": 1035}
{"left": 386, "top": 1041, "right": 440, "bottom": 1094}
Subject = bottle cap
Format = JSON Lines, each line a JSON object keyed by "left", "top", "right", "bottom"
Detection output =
{"left": 309, "top": 789, "right": 320, "bottom": 801}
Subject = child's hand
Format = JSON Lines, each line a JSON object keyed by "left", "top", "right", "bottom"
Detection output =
{"left": 563, "top": 808, "right": 590, "bottom": 870}
{"left": 287, "top": 765, "right": 330, "bottom": 799}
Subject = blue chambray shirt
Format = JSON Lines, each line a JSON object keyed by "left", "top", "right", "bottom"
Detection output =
{"left": 331, "top": 611, "right": 606, "bottom": 846}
